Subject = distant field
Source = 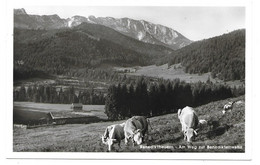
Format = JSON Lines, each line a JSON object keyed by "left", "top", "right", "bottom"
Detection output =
{"left": 116, "top": 63, "right": 244, "bottom": 87}
{"left": 14, "top": 102, "right": 105, "bottom": 112}
{"left": 13, "top": 76, "right": 109, "bottom": 94}
{"left": 13, "top": 95, "right": 245, "bottom": 152}
{"left": 118, "top": 63, "right": 214, "bottom": 83}
{"left": 13, "top": 102, "right": 107, "bottom": 123}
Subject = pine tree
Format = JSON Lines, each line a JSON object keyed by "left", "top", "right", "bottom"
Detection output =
{"left": 19, "top": 86, "right": 27, "bottom": 101}
{"left": 105, "top": 85, "right": 119, "bottom": 120}
{"left": 119, "top": 83, "right": 128, "bottom": 119}
{"left": 148, "top": 83, "right": 158, "bottom": 116}
{"left": 27, "top": 86, "right": 33, "bottom": 101}
{"left": 127, "top": 83, "right": 135, "bottom": 117}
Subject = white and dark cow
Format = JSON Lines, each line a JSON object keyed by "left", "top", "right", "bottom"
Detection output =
{"left": 222, "top": 101, "right": 235, "bottom": 114}
{"left": 178, "top": 106, "right": 199, "bottom": 143}
{"left": 124, "top": 116, "right": 149, "bottom": 146}
{"left": 101, "top": 122, "right": 125, "bottom": 151}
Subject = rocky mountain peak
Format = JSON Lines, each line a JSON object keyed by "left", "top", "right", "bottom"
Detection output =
{"left": 14, "top": 8, "right": 192, "bottom": 49}
{"left": 14, "top": 8, "right": 27, "bottom": 15}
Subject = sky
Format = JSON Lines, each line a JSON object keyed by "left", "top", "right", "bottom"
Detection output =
{"left": 16, "top": 6, "right": 245, "bottom": 41}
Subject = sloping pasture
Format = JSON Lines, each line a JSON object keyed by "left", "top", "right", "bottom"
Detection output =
{"left": 13, "top": 96, "right": 245, "bottom": 152}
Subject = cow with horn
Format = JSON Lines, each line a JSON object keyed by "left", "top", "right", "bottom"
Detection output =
{"left": 101, "top": 122, "right": 125, "bottom": 151}
{"left": 124, "top": 116, "right": 152, "bottom": 146}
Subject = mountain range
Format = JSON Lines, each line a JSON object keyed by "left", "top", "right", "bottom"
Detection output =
{"left": 14, "top": 21, "right": 175, "bottom": 76}
{"left": 14, "top": 8, "right": 192, "bottom": 50}
{"left": 13, "top": 8, "right": 245, "bottom": 81}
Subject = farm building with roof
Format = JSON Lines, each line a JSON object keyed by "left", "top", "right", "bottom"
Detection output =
{"left": 71, "top": 103, "right": 83, "bottom": 111}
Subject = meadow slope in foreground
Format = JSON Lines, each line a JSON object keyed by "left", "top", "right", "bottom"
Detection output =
{"left": 13, "top": 95, "right": 245, "bottom": 152}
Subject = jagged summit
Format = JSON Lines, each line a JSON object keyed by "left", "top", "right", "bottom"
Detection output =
{"left": 68, "top": 16, "right": 192, "bottom": 49}
{"left": 14, "top": 8, "right": 27, "bottom": 15}
{"left": 14, "top": 8, "right": 192, "bottom": 49}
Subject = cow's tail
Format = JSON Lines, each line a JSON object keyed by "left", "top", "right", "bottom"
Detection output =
{"left": 147, "top": 118, "right": 153, "bottom": 130}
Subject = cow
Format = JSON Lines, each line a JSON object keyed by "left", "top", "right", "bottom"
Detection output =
{"left": 222, "top": 101, "right": 235, "bottom": 114}
{"left": 199, "top": 119, "right": 207, "bottom": 125}
{"left": 178, "top": 106, "right": 199, "bottom": 143}
{"left": 124, "top": 116, "right": 150, "bottom": 146}
{"left": 101, "top": 122, "right": 125, "bottom": 151}
{"left": 198, "top": 119, "right": 207, "bottom": 129}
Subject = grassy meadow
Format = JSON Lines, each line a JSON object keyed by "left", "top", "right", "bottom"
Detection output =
{"left": 13, "top": 95, "right": 245, "bottom": 152}
{"left": 13, "top": 102, "right": 107, "bottom": 124}
{"left": 117, "top": 63, "right": 244, "bottom": 87}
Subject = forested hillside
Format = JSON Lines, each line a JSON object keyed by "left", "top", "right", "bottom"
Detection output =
{"left": 14, "top": 29, "right": 144, "bottom": 75}
{"left": 14, "top": 26, "right": 245, "bottom": 82}
{"left": 14, "top": 23, "right": 173, "bottom": 79}
{"left": 160, "top": 29, "right": 245, "bottom": 81}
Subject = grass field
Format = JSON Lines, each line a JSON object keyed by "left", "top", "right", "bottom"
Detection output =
{"left": 13, "top": 95, "right": 245, "bottom": 152}
{"left": 118, "top": 64, "right": 214, "bottom": 83}
{"left": 14, "top": 102, "right": 105, "bottom": 113}
{"left": 117, "top": 63, "right": 244, "bottom": 87}
{"left": 13, "top": 102, "right": 107, "bottom": 124}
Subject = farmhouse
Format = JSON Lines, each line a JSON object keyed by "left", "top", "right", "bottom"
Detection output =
{"left": 71, "top": 103, "right": 83, "bottom": 111}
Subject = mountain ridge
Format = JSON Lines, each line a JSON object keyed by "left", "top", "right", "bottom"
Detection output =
{"left": 13, "top": 9, "right": 245, "bottom": 81}
{"left": 14, "top": 21, "right": 175, "bottom": 76}
{"left": 14, "top": 8, "right": 192, "bottom": 50}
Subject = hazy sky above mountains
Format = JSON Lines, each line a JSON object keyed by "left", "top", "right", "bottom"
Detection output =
{"left": 22, "top": 6, "right": 245, "bottom": 41}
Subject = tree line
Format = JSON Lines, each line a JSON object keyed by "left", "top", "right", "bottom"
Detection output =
{"left": 13, "top": 85, "right": 105, "bottom": 105}
{"left": 105, "top": 77, "right": 245, "bottom": 120}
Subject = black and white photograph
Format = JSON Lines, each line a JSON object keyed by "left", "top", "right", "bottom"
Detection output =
{"left": 3, "top": 0, "right": 257, "bottom": 161}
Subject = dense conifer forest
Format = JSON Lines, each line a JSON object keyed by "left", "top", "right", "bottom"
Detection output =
{"left": 160, "top": 29, "right": 245, "bottom": 81}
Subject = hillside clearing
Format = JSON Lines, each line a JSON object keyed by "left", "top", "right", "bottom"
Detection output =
{"left": 13, "top": 96, "right": 245, "bottom": 152}
{"left": 122, "top": 64, "right": 215, "bottom": 83}
{"left": 116, "top": 64, "right": 244, "bottom": 87}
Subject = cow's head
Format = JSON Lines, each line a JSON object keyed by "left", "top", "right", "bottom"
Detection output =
{"left": 184, "top": 128, "right": 198, "bottom": 143}
{"left": 133, "top": 129, "right": 144, "bottom": 145}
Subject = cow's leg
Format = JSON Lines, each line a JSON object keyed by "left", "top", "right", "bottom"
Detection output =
{"left": 143, "top": 130, "right": 147, "bottom": 142}
{"left": 181, "top": 123, "right": 185, "bottom": 132}
{"left": 118, "top": 141, "right": 121, "bottom": 148}
{"left": 125, "top": 137, "right": 129, "bottom": 145}
{"left": 108, "top": 144, "right": 112, "bottom": 151}
{"left": 141, "top": 131, "right": 145, "bottom": 143}
{"left": 184, "top": 134, "right": 187, "bottom": 141}
{"left": 132, "top": 138, "right": 135, "bottom": 147}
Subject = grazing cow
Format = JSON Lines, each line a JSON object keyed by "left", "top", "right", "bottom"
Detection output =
{"left": 235, "top": 100, "right": 244, "bottom": 105}
{"left": 199, "top": 119, "right": 207, "bottom": 125}
{"left": 222, "top": 101, "right": 235, "bottom": 114}
{"left": 124, "top": 116, "right": 149, "bottom": 146}
{"left": 178, "top": 106, "right": 199, "bottom": 143}
{"left": 198, "top": 119, "right": 207, "bottom": 129}
{"left": 101, "top": 122, "right": 125, "bottom": 151}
